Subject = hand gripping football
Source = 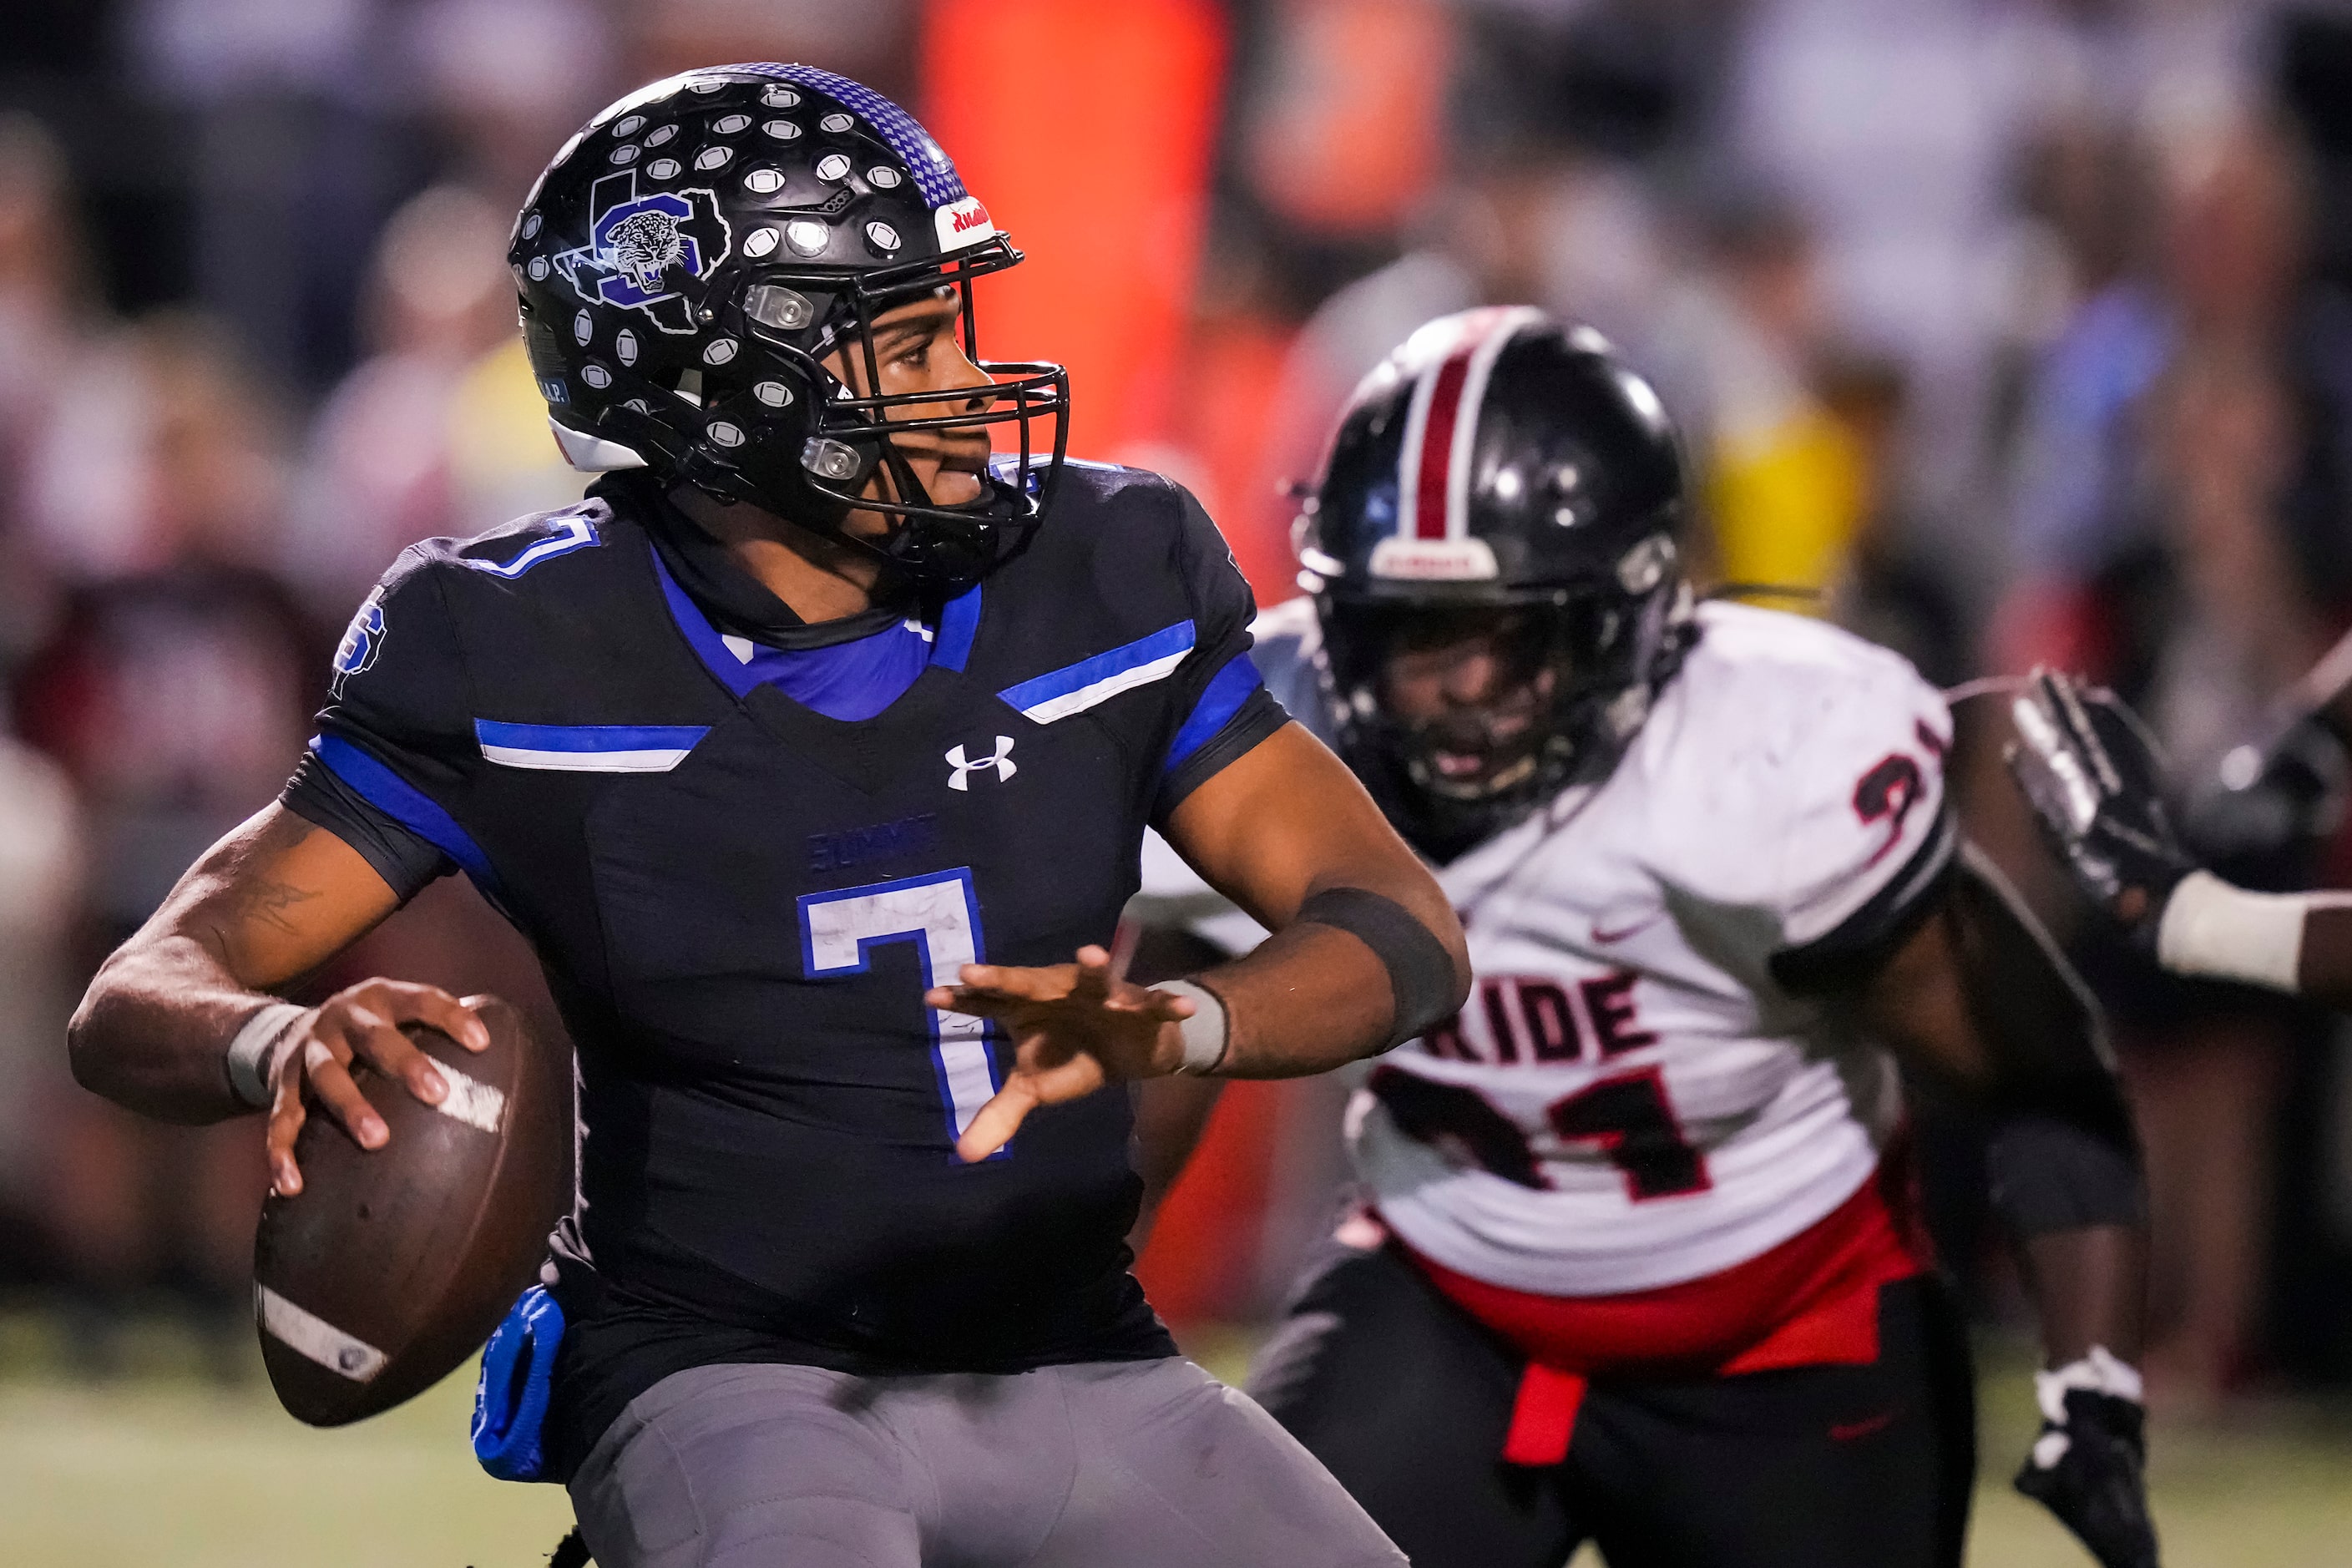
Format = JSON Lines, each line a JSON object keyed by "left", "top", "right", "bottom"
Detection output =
{"left": 251, "top": 998, "right": 573, "bottom": 1426}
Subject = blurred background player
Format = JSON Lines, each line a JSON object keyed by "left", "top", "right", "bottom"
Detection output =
{"left": 66, "top": 62, "right": 1472, "bottom": 1568}
{"left": 1146, "top": 309, "right": 2157, "bottom": 1568}
{"left": 12, "top": 311, "right": 319, "bottom": 1373}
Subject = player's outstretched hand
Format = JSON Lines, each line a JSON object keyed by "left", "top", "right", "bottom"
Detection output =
{"left": 2014, "top": 1373, "right": 2160, "bottom": 1568}
{"left": 930, "top": 946, "right": 1196, "bottom": 1163}
{"left": 267, "top": 979, "right": 491, "bottom": 1197}
{"left": 2006, "top": 667, "right": 2195, "bottom": 942}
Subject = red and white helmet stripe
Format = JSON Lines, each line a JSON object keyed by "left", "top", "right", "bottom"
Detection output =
{"left": 1394, "top": 306, "right": 1546, "bottom": 543}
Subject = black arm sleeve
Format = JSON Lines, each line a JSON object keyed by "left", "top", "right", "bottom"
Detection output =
{"left": 1296, "top": 886, "right": 1463, "bottom": 1046}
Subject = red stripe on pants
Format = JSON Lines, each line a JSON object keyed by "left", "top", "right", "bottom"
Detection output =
{"left": 1395, "top": 1159, "right": 1931, "bottom": 1465}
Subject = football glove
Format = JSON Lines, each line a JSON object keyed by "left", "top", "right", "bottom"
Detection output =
{"left": 2180, "top": 713, "right": 2348, "bottom": 885}
{"left": 2006, "top": 669, "right": 2196, "bottom": 942}
{"left": 2014, "top": 1348, "right": 2159, "bottom": 1568}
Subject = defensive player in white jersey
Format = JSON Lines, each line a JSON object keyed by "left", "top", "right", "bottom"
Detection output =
{"left": 1208, "top": 311, "right": 2161, "bottom": 1568}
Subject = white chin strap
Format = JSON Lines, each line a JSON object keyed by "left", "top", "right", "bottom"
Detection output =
{"left": 549, "top": 417, "right": 649, "bottom": 473}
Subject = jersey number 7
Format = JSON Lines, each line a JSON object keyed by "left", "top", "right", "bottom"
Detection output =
{"left": 798, "top": 870, "right": 1005, "bottom": 1153}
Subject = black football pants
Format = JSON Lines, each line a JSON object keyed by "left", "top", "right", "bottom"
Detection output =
{"left": 1247, "top": 1242, "right": 1975, "bottom": 1568}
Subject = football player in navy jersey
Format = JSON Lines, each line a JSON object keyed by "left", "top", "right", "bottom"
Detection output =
{"left": 67, "top": 65, "right": 1464, "bottom": 1568}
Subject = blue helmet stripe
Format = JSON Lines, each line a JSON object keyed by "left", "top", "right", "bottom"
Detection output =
{"left": 736, "top": 63, "right": 969, "bottom": 210}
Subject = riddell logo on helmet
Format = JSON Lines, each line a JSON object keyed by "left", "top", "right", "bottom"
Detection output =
{"left": 934, "top": 196, "right": 996, "bottom": 253}
{"left": 1369, "top": 538, "right": 1500, "bottom": 581}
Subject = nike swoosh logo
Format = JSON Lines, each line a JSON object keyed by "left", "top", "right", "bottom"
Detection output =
{"left": 1830, "top": 1411, "right": 1896, "bottom": 1442}
{"left": 1591, "top": 913, "right": 1664, "bottom": 944}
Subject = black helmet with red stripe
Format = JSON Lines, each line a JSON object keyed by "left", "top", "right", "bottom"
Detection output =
{"left": 1298, "top": 307, "right": 1694, "bottom": 857}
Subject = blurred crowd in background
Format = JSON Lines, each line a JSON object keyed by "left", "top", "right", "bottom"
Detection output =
{"left": 8, "top": 0, "right": 2352, "bottom": 1419}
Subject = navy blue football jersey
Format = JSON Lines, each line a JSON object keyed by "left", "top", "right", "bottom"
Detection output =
{"left": 281, "top": 460, "right": 1286, "bottom": 1472}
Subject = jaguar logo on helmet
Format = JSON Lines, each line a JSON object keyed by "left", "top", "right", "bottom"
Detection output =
{"left": 554, "top": 171, "right": 732, "bottom": 335}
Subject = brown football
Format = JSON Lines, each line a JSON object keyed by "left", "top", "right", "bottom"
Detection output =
{"left": 251, "top": 997, "right": 573, "bottom": 1426}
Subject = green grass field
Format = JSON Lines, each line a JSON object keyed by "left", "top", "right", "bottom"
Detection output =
{"left": 2, "top": 1315, "right": 2346, "bottom": 1566}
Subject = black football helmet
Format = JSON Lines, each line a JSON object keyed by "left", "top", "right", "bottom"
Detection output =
{"left": 508, "top": 63, "right": 1068, "bottom": 590}
{"left": 1299, "top": 307, "right": 1695, "bottom": 858}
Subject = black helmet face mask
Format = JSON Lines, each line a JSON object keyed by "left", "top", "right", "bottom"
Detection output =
{"left": 1322, "top": 583, "right": 1678, "bottom": 858}
{"left": 508, "top": 63, "right": 1070, "bottom": 594}
{"left": 1329, "top": 606, "right": 1566, "bottom": 797}
{"left": 1301, "top": 308, "right": 1696, "bottom": 861}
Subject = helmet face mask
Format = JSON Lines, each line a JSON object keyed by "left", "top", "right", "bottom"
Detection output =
{"left": 1329, "top": 606, "right": 1555, "bottom": 785}
{"left": 1302, "top": 308, "right": 1695, "bottom": 860}
{"left": 721, "top": 245, "right": 1069, "bottom": 585}
{"left": 1322, "top": 579, "right": 1682, "bottom": 857}
{"left": 508, "top": 63, "right": 1070, "bottom": 594}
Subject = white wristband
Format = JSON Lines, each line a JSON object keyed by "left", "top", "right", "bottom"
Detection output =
{"left": 1156, "top": 979, "right": 1230, "bottom": 1075}
{"left": 2155, "top": 870, "right": 2318, "bottom": 993}
{"left": 225, "top": 1001, "right": 309, "bottom": 1110}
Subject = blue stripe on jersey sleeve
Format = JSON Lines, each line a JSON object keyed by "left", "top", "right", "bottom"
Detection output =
{"left": 472, "top": 721, "right": 711, "bottom": 753}
{"left": 313, "top": 735, "right": 497, "bottom": 888}
{"left": 1163, "top": 653, "right": 1267, "bottom": 776}
{"left": 996, "top": 620, "right": 1196, "bottom": 720}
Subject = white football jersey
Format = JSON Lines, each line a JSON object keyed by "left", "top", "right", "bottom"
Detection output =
{"left": 1351, "top": 599, "right": 1954, "bottom": 1296}
{"left": 1129, "top": 598, "right": 1955, "bottom": 1297}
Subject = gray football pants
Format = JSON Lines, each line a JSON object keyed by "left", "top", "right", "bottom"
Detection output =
{"left": 568, "top": 1358, "right": 1406, "bottom": 1568}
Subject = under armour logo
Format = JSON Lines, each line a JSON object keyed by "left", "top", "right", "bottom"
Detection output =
{"left": 945, "top": 736, "right": 1017, "bottom": 791}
